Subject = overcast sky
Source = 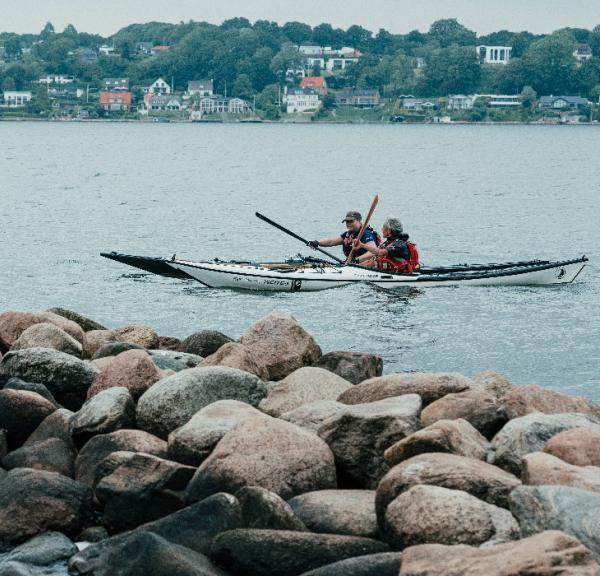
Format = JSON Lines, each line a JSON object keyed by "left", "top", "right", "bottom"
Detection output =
{"left": 2, "top": 0, "right": 600, "bottom": 36}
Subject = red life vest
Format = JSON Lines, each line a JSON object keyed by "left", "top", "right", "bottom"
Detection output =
{"left": 376, "top": 239, "right": 419, "bottom": 274}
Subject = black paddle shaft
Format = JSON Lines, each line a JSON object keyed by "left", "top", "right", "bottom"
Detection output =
{"left": 255, "top": 212, "right": 344, "bottom": 264}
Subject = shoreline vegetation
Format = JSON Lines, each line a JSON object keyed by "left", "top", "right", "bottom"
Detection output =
{"left": 2, "top": 307, "right": 600, "bottom": 574}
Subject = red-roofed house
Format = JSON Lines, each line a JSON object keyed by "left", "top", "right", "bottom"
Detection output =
{"left": 99, "top": 91, "right": 132, "bottom": 112}
{"left": 300, "top": 76, "right": 327, "bottom": 95}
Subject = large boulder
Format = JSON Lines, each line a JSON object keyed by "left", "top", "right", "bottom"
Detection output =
{"left": 503, "top": 384, "right": 600, "bottom": 419}
{"left": 0, "top": 468, "right": 93, "bottom": 545}
{"left": 237, "top": 486, "right": 307, "bottom": 531}
{"left": 313, "top": 351, "right": 383, "bottom": 385}
{"left": 209, "top": 529, "right": 389, "bottom": 576}
{"left": 87, "top": 349, "right": 161, "bottom": 400}
{"left": 318, "top": 395, "right": 422, "bottom": 488}
{"left": 375, "top": 452, "right": 521, "bottom": 527}
{"left": 280, "top": 401, "right": 347, "bottom": 433}
{"left": 399, "top": 530, "right": 600, "bottom": 576}
{"left": 178, "top": 330, "right": 233, "bottom": 357}
{"left": 383, "top": 484, "right": 518, "bottom": 549}
{"left": 198, "top": 342, "right": 268, "bottom": 379}
{"left": 0, "top": 311, "right": 84, "bottom": 349}
{"left": 149, "top": 349, "right": 202, "bottom": 372}
{"left": 95, "top": 452, "right": 196, "bottom": 531}
{"left": 69, "top": 531, "right": 228, "bottom": 576}
{"left": 472, "top": 371, "right": 513, "bottom": 399}
{"left": 490, "top": 412, "right": 600, "bottom": 475}
{"left": 157, "top": 336, "right": 181, "bottom": 350}
{"left": 113, "top": 325, "right": 159, "bottom": 349}
{"left": 544, "top": 427, "right": 600, "bottom": 467}
{"left": 70, "top": 387, "right": 135, "bottom": 442}
{"left": 12, "top": 322, "right": 83, "bottom": 358}
{"left": 522, "top": 451, "right": 600, "bottom": 492}
{"left": 259, "top": 367, "right": 353, "bottom": 417}
{"left": 299, "top": 553, "right": 402, "bottom": 576}
{"left": 168, "top": 400, "right": 266, "bottom": 466}
{"left": 1, "top": 531, "right": 77, "bottom": 567}
{"left": 337, "top": 372, "right": 476, "bottom": 406}
{"left": 74, "top": 429, "right": 167, "bottom": 486}
{"left": 3, "top": 377, "right": 59, "bottom": 407}
{"left": 24, "top": 408, "right": 73, "bottom": 446}
{"left": 0, "top": 348, "right": 99, "bottom": 410}
{"left": 0, "top": 389, "right": 57, "bottom": 449}
{"left": 46, "top": 307, "right": 106, "bottom": 332}
{"left": 384, "top": 418, "right": 489, "bottom": 466}
{"left": 186, "top": 416, "right": 336, "bottom": 503}
{"left": 2, "top": 437, "right": 76, "bottom": 477}
{"left": 240, "top": 312, "right": 322, "bottom": 380}
{"left": 510, "top": 485, "right": 600, "bottom": 562}
{"left": 288, "top": 490, "right": 378, "bottom": 538}
{"left": 82, "top": 330, "right": 117, "bottom": 359}
{"left": 136, "top": 367, "right": 268, "bottom": 439}
{"left": 421, "top": 390, "right": 507, "bottom": 439}
{"left": 92, "top": 341, "right": 145, "bottom": 359}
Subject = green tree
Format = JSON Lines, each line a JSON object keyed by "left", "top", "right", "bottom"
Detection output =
{"left": 3, "top": 35, "right": 22, "bottom": 59}
{"left": 282, "top": 21, "right": 312, "bottom": 44}
{"left": 256, "top": 83, "right": 281, "bottom": 119}
{"left": 233, "top": 73, "right": 254, "bottom": 99}
{"left": 345, "top": 25, "right": 372, "bottom": 51}
{"left": 271, "top": 42, "right": 301, "bottom": 79}
{"left": 40, "top": 22, "right": 55, "bottom": 40}
{"left": 428, "top": 19, "right": 476, "bottom": 47}
{"left": 421, "top": 45, "right": 480, "bottom": 95}
{"left": 519, "top": 85, "right": 537, "bottom": 108}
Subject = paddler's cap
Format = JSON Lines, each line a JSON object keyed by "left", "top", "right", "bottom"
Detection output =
{"left": 342, "top": 211, "right": 362, "bottom": 223}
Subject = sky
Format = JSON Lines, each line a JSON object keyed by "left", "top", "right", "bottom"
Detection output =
{"left": 2, "top": 0, "right": 600, "bottom": 36}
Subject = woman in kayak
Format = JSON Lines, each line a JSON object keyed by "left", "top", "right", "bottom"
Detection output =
{"left": 308, "top": 211, "right": 379, "bottom": 259}
{"left": 353, "top": 217, "right": 419, "bottom": 273}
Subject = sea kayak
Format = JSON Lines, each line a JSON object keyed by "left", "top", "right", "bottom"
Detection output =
{"left": 101, "top": 252, "right": 588, "bottom": 292}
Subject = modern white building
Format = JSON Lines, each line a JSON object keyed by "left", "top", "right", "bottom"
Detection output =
{"left": 98, "top": 45, "right": 115, "bottom": 56}
{"left": 447, "top": 94, "right": 476, "bottom": 110}
{"left": 2, "top": 91, "right": 32, "bottom": 107}
{"left": 325, "top": 57, "right": 359, "bottom": 71}
{"left": 477, "top": 45, "right": 512, "bottom": 65}
{"left": 39, "top": 74, "right": 74, "bottom": 85}
{"left": 285, "top": 88, "right": 320, "bottom": 113}
{"left": 144, "top": 78, "right": 171, "bottom": 95}
{"left": 186, "top": 80, "right": 213, "bottom": 98}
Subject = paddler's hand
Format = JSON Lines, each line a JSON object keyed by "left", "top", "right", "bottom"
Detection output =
{"left": 307, "top": 240, "right": 319, "bottom": 250}
{"left": 352, "top": 239, "right": 363, "bottom": 250}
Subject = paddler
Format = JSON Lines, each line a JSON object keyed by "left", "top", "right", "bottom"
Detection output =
{"left": 308, "top": 211, "right": 379, "bottom": 260}
{"left": 352, "top": 217, "right": 420, "bottom": 273}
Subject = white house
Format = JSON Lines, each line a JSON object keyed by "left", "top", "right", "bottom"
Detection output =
{"left": 139, "top": 94, "right": 182, "bottom": 114}
{"left": 144, "top": 78, "right": 171, "bottom": 95}
{"left": 573, "top": 44, "right": 593, "bottom": 62}
{"left": 299, "top": 45, "right": 331, "bottom": 56}
{"left": 285, "top": 88, "right": 320, "bottom": 113}
{"left": 2, "top": 91, "right": 32, "bottom": 107}
{"left": 39, "top": 74, "right": 74, "bottom": 85}
{"left": 186, "top": 80, "right": 213, "bottom": 98}
{"left": 447, "top": 94, "right": 476, "bottom": 110}
{"left": 193, "top": 96, "right": 251, "bottom": 115}
{"left": 98, "top": 45, "right": 115, "bottom": 56}
{"left": 325, "top": 56, "right": 359, "bottom": 71}
{"left": 477, "top": 45, "right": 512, "bottom": 65}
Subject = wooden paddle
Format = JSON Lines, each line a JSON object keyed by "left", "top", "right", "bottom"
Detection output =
{"left": 344, "top": 195, "right": 379, "bottom": 264}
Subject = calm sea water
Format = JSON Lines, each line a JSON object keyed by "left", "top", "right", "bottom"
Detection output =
{"left": 1, "top": 122, "right": 598, "bottom": 398}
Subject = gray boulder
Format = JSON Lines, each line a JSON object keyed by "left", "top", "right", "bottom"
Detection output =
{"left": 149, "top": 349, "right": 203, "bottom": 371}
{"left": 74, "top": 429, "right": 167, "bottom": 486}
{"left": 510, "top": 485, "right": 600, "bottom": 562}
{"left": 178, "top": 330, "right": 233, "bottom": 357}
{"left": 186, "top": 416, "right": 336, "bottom": 503}
{"left": 299, "top": 553, "right": 402, "bottom": 576}
{"left": 12, "top": 322, "right": 83, "bottom": 358}
{"left": 209, "top": 529, "right": 389, "bottom": 576}
{"left": 92, "top": 341, "right": 145, "bottom": 359}
{"left": 288, "top": 490, "right": 378, "bottom": 538}
{"left": 0, "top": 468, "right": 93, "bottom": 545}
{"left": 70, "top": 387, "right": 135, "bottom": 442}
{"left": 24, "top": 408, "right": 73, "bottom": 446}
{"left": 491, "top": 412, "right": 600, "bottom": 475}
{"left": 168, "top": 400, "right": 266, "bottom": 466}
{"left": 46, "top": 307, "right": 106, "bottom": 332}
{"left": 237, "top": 486, "right": 307, "bottom": 531}
{"left": 2, "top": 437, "right": 76, "bottom": 477}
{"left": 0, "top": 348, "right": 99, "bottom": 410}
{"left": 318, "top": 395, "right": 422, "bottom": 488}
{"left": 280, "top": 401, "right": 347, "bottom": 433}
{"left": 313, "top": 351, "right": 383, "bottom": 385}
{"left": 1, "top": 531, "right": 77, "bottom": 566}
{"left": 472, "top": 370, "right": 514, "bottom": 398}
{"left": 136, "top": 367, "right": 268, "bottom": 438}
{"left": 4, "top": 378, "right": 59, "bottom": 407}
{"left": 259, "top": 367, "right": 353, "bottom": 417}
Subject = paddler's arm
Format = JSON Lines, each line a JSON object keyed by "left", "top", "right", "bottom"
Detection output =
{"left": 353, "top": 239, "right": 386, "bottom": 258}
{"left": 309, "top": 236, "right": 343, "bottom": 248}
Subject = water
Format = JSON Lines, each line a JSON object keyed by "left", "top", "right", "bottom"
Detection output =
{"left": 1, "top": 122, "right": 598, "bottom": 399}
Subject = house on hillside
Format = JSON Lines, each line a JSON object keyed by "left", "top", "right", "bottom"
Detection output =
{"left": 74, "top": 47, "right": 97, "bottom": 62}
{"left": 573, "top": 44, "right": 593, "bottom": 62}
{"left": 447, "top": 94, "right": 476, "bottom": 110}
{"left": 99, "top": 45, "right": 115, "bottom": 56}
{"left": 539, "top": 95, "right": 590, "bottom": 110}
{"left": 300, "top": 76, "right": 327, "bottom": 95}
{"left": 39, "top": 74, "right": 74, "bottom": 85}
{"left": 401, "top": 97, "right": 438, "bottom": 111}
{"left": 103, "top": 78, "right": 129, "bottom": 92}
{"left": 285, "top": 88, "right": 320, "bottom": 113}
{"left": 325, "top": 55, "right": 359, "bottom": 72}
{"left": 139, "top": 93, "right": 183, "bottom": 114}
{"left": 477, "top": 45, "right": 512, "bottom": 65}
{"left": 1, "top": 91, "right": 32, "bottom": 107}
{"left": 193, "top": 95, "right": 251, "bottom": 115}
{"left": 335, "top": 89, "right": 380, "bottom": 108}
{"left": 186, "top": 80, "right": 214, "bottom": 98}
{"left": 99, "top": 91, "right": 132, "bottom": 112}
{"left": 150, "top": 46, "right": 170, "bottom": 56}
{"left": 136, "top": 42, "right": 153, "bottom": 55}
{"left": 144, "top": 78, "right": 171, "bottom": 95}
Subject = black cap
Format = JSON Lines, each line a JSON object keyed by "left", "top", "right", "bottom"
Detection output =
{"left": 342, "top": 210, "right": 362, "bottom": 223}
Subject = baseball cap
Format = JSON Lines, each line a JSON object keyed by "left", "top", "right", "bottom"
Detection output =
{"left": 342, "top": 211, "right": 362, "bottom": 223}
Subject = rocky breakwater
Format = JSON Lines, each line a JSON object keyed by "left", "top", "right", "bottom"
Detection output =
{"left": 1, "top": 308, "right": 600, "bottom": 575}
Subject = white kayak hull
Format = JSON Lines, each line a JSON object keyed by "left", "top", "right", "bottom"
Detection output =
{"left": 166, "top": 257, "right": 587, "bottom": 292}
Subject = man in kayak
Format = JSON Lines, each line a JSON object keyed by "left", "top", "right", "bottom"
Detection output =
{"left": 352, "top": 217, "right": 419, "bottom": 273}
{"left": 308, "top": 211, "right": 379, "bottom": 260}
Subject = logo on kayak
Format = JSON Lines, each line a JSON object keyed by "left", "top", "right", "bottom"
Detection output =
{"left": 556, "top": 268, "right": 566, "bottom": 279}
{"left": 292, "top": 279, "right": 302, "bottom": 292}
